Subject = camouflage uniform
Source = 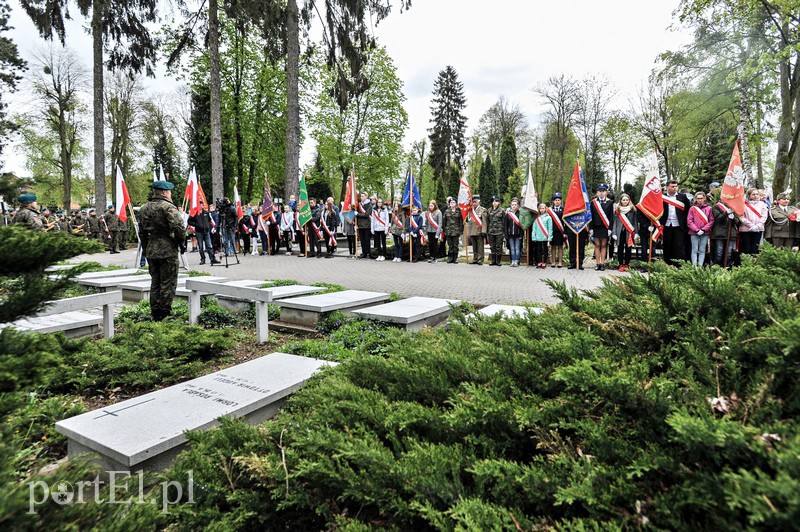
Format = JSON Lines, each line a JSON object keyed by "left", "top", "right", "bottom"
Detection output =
{"left": 87, "top": 213, "right": 101, "bottom": 241}
{"left": 69, "top": 214, "right": 86, "bottom": 237}
{"left": 442, "top": 206, "right": 463, "bottom": 263}
{"left": 104, "top": 209, "right": 121, "bottom": 252}
{"left": 12, "top": 206, "right": 44, "bottom": 231}
{"left": 118, "top": 218, "right": 129, "bottom": 249}
{"left": 486, "top": 205, "right": 507, "bottom": 266}
{"left": 139, "top": 196, "right": 184, "bottom": 321}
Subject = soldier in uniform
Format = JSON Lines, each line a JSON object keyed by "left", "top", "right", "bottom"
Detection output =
{"left": 486, "top": 196, "right": 507, "bottom": 266}
{"left": 104, "top": 205, "right": 121, "bottom": 253}
{"left": 118, "top": 216, "right": 129, "bottom": 249}
{"left": 139, "top": 180, "right": 185, "bottom": 321}
{"left": 68, "top": 210, "right": 86, "bottom": 237}
{"left": 87, "top": 209, "right": 101, "bottom": 241}
{"left": 442, "top": 198, "right": 463, "bottom": 264}
{"left": 11, "top": 193, "right": 44, "bottom": 231}
{"left": 465, "top": 194, "right": 488, "bottom": 265}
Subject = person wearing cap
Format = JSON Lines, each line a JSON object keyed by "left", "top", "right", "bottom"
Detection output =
{"left": 765, "top": 192, "right": 799, "bottom": 249}
{"left": 11, "top": 193, "right": 44, "bottom": 231}
{"left": 139, "top": 180, "right": 185, "bottom": 321}
{"left": 708, "top": 181, "right": 721, "bottom": 203}
{"left": 68, "top": 210, "right": 86, "bottom": 237}
{"left": 589, "top": 184, "right": 614, "bottom": 271}
{"left": 465, "top": 194, "right": 488, "bottom": 264}
{"left": 442, "top": 197, "right": 463, "bottom": 263}
{"left": 549, "top": 192, "right": 567, "bottom": 267}
{"left": 659, "top": 179, "right": 691, "bottom": 266}
{"left": 86, "top": 209, "right": 101, "bottom": 241}
{"left": 104, "top": 204, "right": 121, "bottom": 253}
{"left": 486, "top": 196, "right": 506, "bottom": 266}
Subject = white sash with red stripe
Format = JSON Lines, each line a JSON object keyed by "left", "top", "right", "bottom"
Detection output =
{"left": 547, "top": 208, "right": 564, "bottom": 233}
{"left": 310, "top": 222, "right": 322, "bottom": 239}
{"left": 321, "top": 215, "right": 336, "bottom": 246}
{"left": 357, "top": 201, "right": 366, "bottom": 214}
{"left": 470, "top": 208, "right": 483, "bottom": 228}
{"left": 507, "top": 210, "right": 522, "bottom": 227}
{"left": 592, "top": 198, "right": 610, "bottom": 229}
{"left": 426, "top": 211, "right": 440, "bottom": 231}
{"left": 372, "top": 210, "right": 387, "bottom": 228}
{"left": 535, "top": 216, "right": 550, "bottom": 239}
{"left": 392, "top": 213, "right": 403, "bottom": 228}
{"left": 616, "top": 209, "right": 636, "bottom": 246}
{"left": 745, "top": 202, "right": 761, "bottom": 218}
{"left": 662, "top": 195, "right": 686, "bottom": 210}
{"left": 258, "top": 214, "right": 267, "bottom": 233}
{"left": 690, "top": 205, "right": 709, "bottom": 225}
{"left": 294, "top": 212, "right": 304, "bottom": 233}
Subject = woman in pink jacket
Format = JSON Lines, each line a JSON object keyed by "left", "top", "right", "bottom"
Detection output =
{"left": 687, "top": 191, "right": 714, "bottom": 267}
{"left": 739, "top": 187, "right": 768, "bottom": 255}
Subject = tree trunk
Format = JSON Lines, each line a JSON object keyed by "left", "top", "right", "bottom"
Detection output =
{"left": 738, "top": 84, "right": 753, "bottom": 185}
{"left": 284, "top": 0, "right": 300, "bottom": 198}
{"left": 208, "top": 0, "right": 224, "bottom": 202}
{"left": 59, "top": 107, "right": 71, "bottom": 210}
{"left": 92, "top": 4, "right": 106, "bottom": 213}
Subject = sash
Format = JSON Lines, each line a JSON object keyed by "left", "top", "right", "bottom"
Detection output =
{"left": 391, "top": 213, "right": 403, "bottom": 228}
{"left": 294, "top": 212, "right": 304, "bottom": 233}
{"left": 357, "top": 201, "right": 366, "bottom": 214}
{"left": 470, "top": 208, "right": 484, "bottom": 228}
{"left": 372, "top": 210, "right": 387, "bottom": 228}
{"left": 616, "top": 209, "right": 635, "bottom": 246}
{"left": 744, "top": 202, "right": 761, "bottom": 218}
{"left": 592, "top": 198, "right": 610, "bottom": 229}
{"left": 426, "top": 211, "right": 440, "bottom": 231}
{"left": 690, "top": 205, "right": 709, "bottom": 225}
{"left": 662, "top": 195, "right": 686, "bottom": 210}
{"left": 547, "top": 208, "right": 564, "bottom": 233}
{"left": 258, "top": 214, "right": 267, "bottom": 233}
{"left": 281, "top": 212, "right": 293, "bottom": 229}
{"left": 310, "top": 222, "right": 322, "bottom": 239}
{"left": 269, "top": 211, "right": 277, "bottom": 223}
{"left": 507, "top": 210, "right": 522, "bottom": 228}
{"left": 651, "top": 221, "right": 663, "bottom": 241}
{"left": 716, "top": 201, "right": 731, "bottom": 214}
{"left": 535, "top": 216, "right": 549, "bottom": 239}
{"left": 321, "top": 215, "right": 336, "bottom": 246}
{"left": 210, "top": 216, "right": 216, "bottom": 233}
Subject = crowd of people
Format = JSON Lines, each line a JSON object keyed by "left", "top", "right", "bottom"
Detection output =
{"left": 9, "top": 180, "right": 800, "bottom": 271}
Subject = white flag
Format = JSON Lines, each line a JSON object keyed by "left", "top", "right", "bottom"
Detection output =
{"left": 522, "top": 164, "right": 538, "bottom": 211}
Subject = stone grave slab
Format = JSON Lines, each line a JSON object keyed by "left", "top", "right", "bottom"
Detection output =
{"left": 55, "top": 353, "right": 334, "bottom": 473}
{"left": 352, "top": 296, "right": 460, "bottom": 331}
{"left": 277, "top": 290, "right": 390, "bottom": 327}
{"left": 8, "top": 311, "right": 102, "bottom": 338}
{"left": 477, "top": 304, "right": 544, "bottom": 319}
{"left": 217, "top": 284, "right": 323, "bottom": 312}
{"left": 118, "top": 276, "right": 228, "bottom": 302}
{"left": 174, "top": 279, "right": 265, "bottom": 299}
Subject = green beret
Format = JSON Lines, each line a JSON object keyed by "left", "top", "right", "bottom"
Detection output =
{"left": 17, "top": 193, "right": 36, "bottom": 204}
{"left": 151, "top": 180, "right": 175, "bottom": 190}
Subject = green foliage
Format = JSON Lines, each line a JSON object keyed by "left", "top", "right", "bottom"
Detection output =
{"left": 198, "top": 301, "right": 238, "bottom": 329}
{"left": 478, "top": 153, "right": 496, "bottom": 202}
{"left": 310, "top": 282, "right": 345, "bottom": 294}
{"left": 498, "top": 135, "right": 518, "bottom": 197}
{"left": 266, "top": 279, "right": 298, "bottom": 287}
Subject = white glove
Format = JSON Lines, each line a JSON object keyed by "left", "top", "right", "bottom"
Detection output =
{"left": 612, "top": 234, "right": 618, "bottom": 240}
{"left": 648, "top": 226, "right": 654, "bottom": 232}
{"left": 728, "top": 213, "right": 734, "bottom": 219}
{"left": 696, "top": 230, "right": 704, "bottom": 236}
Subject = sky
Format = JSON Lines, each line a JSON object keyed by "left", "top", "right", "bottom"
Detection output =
{"left": 1, "top": 0, "right": 692, "bottom": 179}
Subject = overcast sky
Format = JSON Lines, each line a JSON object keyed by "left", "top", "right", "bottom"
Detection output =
{"left": 2, "top": 0, "right": 691, "bottom": 177}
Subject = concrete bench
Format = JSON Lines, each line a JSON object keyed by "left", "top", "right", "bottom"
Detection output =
{"left": 79, "top": 274, "right": 187, "bottom": 292}
{"left": 117, "top": 276, "right": 228, "bottom": 302}
{"left": 2, "top": 291, "right": 123, "bottom": 339}
{"left": 276, "top": 290, "right": 390, "bottom": 327}
{"left": 55, "top": 352, "right": 334, "bottom": 473}
{"left": 352, "top": 296, "right": 461, "bottom": 331}
{"left": 215, "top": 283, "right": 323, "bottom": 313}
{"left": 174, "top": 279, "right": 266, "bottom": 299}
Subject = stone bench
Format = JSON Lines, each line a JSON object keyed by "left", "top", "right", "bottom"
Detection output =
{"left": 55, "top": 352, "right": 334, "bottom": 473}
{"left": 117, "top": 276, "right": 228, "bottom": 302}
{"left": 185, "top": 279, "right": 275, "bottom": 342}
{"left": 276, "top": 290, "right": 390, "bottom": 327}
{"left": 2, "top": 291, "right": 123, "bottom": 339}
{"left": 352, "top": 296, "right": 460, "bottom": 331}
{"left": 79, "top": 274, "right": 187, "bottom": 292}
{"left": 174, "top": 279, "right": 266, "bottom": 300}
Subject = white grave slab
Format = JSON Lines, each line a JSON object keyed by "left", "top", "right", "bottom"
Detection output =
{"left": 477, "top": 304, "right": 545, "bottom": 319}
{"left": 75, "top": 268, "right": 143, "bottom": 280}
{"left": 117, "top": 276, "right": 228, "bottom": 302}
{"left": 7, "top": 311, "right": 101, "bottom": 337}
{"left": 277, "top": 290, "right": 390, "bottom": 327}
{"left": 56, "top": 353, "right": 334, "bottom": 472}
{"left": 352, "top": 296, "right": 460, "bottom": 331}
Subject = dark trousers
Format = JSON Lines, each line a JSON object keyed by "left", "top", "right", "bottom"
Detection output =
{"left": 662, "top": 226, "right": 686, "bottom": 266}
{"left": 240, "top": 232, "right": 251, "bottom": 254}
{"left": 282, "top": 230, "right": 293, "bottom": 252}
{"left": 295, "top": 230, "right": 306, "bottom": 254}
{"left": 358, "top": 227, "right": 371, "bottom": 258}
{"left": 211, "top": 231, "right": 221, "bottom": 253}
{"left": 108, "top": 230, "right": 120, "bottom": 252}
{"left": 393, "top": 234, "right": 404, "bottom": 260}
{"left": 617, "top": 239, "right": 632, "bottom": 265}
{"left": 374, "top": 231, "right": 387, "bottom": 256}
{"left": 568, "top": 231, "right": 588, "bottom": 267}
{"left": 269, "top": 226, "right": 280, "bottom": 254}
{"left": 148, "top": 256, "right": 179, "bottom": 321}
{"left": 638, "top": 229, "right": 651, "bottom": 261}
{"left": 347, "top": 235, "right": 356, "bottom": 255}
{"left": 739, "top": 231, "right": 762, "bottom": 255}
{"left": 410, "top": 235, "right": 420, "bottom": 262}
{"left": 533, "top": 241, "right": 549, "bottom": 264}
{"left": 258, "top": 230, "right": 269, "bottom": 253}
{"left": 446, "top": 235, "right": 460, "bottom": 258}
{"left": 469, "top": 235, "right": 485, "bottom": 263}
{"left": 309, "top": 230, "right": 320, "bottom": 255}
{"left": 427, "top": 233, "right": 439, "bottom": 258}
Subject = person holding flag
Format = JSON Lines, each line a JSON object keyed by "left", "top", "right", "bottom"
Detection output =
{"left": 405, "top": 204, "right": 424, "bottom": 262}
{"left": 355, "top": 191, "right": 373, "bottom": 258}
{"left": 548, "top": 193, "right": 567, "bottom": 268}
{"left": 442, "top": 197, "right": 463, "bottom": 263}
{"left": 187, "top": 200, "right": 220, "bottom": 265}
{"left": 563, "top": 162, "right": 592, "bottom": 270}
{"left": 589, "top": 184, "right": 614, "bottom": 271}
{"left": 295, "top": 173, "right": 312, "bottom": 257}
{"left": 465, "top": 195, "right": 488, "bottom": 264}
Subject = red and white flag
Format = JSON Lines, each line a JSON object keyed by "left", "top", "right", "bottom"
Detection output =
{"left": 234, "top": 183, "right": 244, "bottom": 220}
{"left": 721, "top": 140, "right": 746, "bottom": 217}
{"left": 457, "top": 173, "right": 472, "bottom": 220}
{"left": 115, "top": 165, "right": 130, "bottom": 222}
{"left": 185, "top": 168, "right": 201, "bottom": 216}
{"left": 343, "top": 168, "right": 357, "bottom": 212}
{"left": 637, "top": 151, "right": 664, "bottom": 223}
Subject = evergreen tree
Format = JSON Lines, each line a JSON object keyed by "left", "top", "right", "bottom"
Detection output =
{"left": 498, "top": 135, "right": 518, "bottom": 199}
{"left": 0, "top": 0, "right": 26, "bottom": 158}
{"left": 428, "top": 66, "right": 467, "bottom": 200}
{"left": 479, "top": 154, "right": 495, "bottom": 202}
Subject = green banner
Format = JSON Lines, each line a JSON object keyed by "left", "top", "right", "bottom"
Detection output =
{"left": 297, "top": 173, "right": 312, "bottom": 227}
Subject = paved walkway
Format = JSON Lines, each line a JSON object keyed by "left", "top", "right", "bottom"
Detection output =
{"left": 74, "top": 247, "right": 623, "bottom": 306}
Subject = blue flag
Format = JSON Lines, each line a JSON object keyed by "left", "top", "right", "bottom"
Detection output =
{"left": 563, "top": 162, "right": 592, "bottom": 234}
{"left": 401, "top": 169, "right": 422, "bottom": 210}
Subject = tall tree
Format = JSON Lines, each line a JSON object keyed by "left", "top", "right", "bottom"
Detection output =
{"left": 475, "top": 95, "right": 528, "bottom": 162}
{"left": 478, "top": 153, "right": 495, "bottom": 202}
{"left": 105, "top": 71, "right": 141, "bottom": 189}
{"left": 20, "top": 0, "right": 159, "bottom": 212}
{"left": 497, "top": 135, "right": 517, "bottom": 199}
{"left": 534, "top": 74, "right": 581, "bottom": 190}
{"left": 428, "top": 65, "right": 468, "bottom": 197}
{"left": 0, "top": 0, "right": 26, "bottom": 158}
{"left": 603, "top": 111, "right": 642, "bottom": 192}
{"left": 576, "top": 75, "right": 614, "bottom": 190}
{"left": 27, "top": 45, "right": 87, "bottom": 209}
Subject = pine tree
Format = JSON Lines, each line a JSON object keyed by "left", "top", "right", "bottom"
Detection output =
{"left": 428, "top": 66, "right": 467, "bottom": 201}
{"left": 479, "top": 154, "right": 495, "bottom": 202}
{"left": 0, "top": 0, "right": 26, "bottom": 157}
{"left": 498, "top": 135, "right": 517, "bottom": 199}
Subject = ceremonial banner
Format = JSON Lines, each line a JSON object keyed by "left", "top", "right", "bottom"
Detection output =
{"left": 522, "top": 163, "right": 538, "bottom": 211}
{"left": 297, "top": 173, "right": 312, "bottom": 227}
{"left": 115, "top": 165, "right": 131, "bottom": 222}
{"left": 637, "top": 151, "right": 664, "bottom": 223}
{"left": 457, "top": 173, "right": 472, "bottom": 220}
{"left": 563, "top": 161, "right": 592, "bottom": 234}
{"left": 401, "top": 169, "right": 422, "bottom": 210}
{"left": 721, "top": 140, "right": 745, "bottom": 217}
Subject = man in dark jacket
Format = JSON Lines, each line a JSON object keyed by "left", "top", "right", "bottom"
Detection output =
{"left": 658, "top": 179, "right": 691, "bottom": 266}
{"left": 187, "top": 201, "right": 220, "bottom": 265}
{"left": 355, "top": 191, "right": 373, "bottom": 259}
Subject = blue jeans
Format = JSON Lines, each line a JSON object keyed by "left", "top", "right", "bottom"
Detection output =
{"left": 713, "top": 238, "right": 735, "bottom": 266}
{"left": 507, "top": 236, "right": 522, "bottom": 262}
{"left": 690, "top": 234, "right": 708, "bottom": 266}
{"left": 222, "top": 227, "right": 236, "bottom": 256}
{"left": 197, "top": 232, "right": 214, "bottom": 261}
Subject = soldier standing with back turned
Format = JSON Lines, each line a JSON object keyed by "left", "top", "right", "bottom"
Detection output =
{"left": 139, "top": 180, "right": 185, "bottom": 322}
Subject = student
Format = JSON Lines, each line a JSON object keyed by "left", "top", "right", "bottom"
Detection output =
{"left": 355, "top": 192, "right": 373, "bottom": 258}
{"left": 308, "top": 198, "right": 324, "bottom": 258}
{"left": 442, "top": 198, "right": 463, "bottom": 264}
{"left": 505, "top": 198, "right": 524, "bottom": 267}
{"left": 590, "top": 184, "right": 613, "bottom": 271}
{"left": 739, "top": 187, "right": 768, "bottom": 255}
{"left": 612, "top": 193, "right": 638, "bottom": 272}
{"left": 711, "top": 200, "right": 740, "bottom": 267}
{"left": 687, "top": 191, "right": 714, "bottom": 267}
{"left": 279, "top": 204, "right": 294, "bottom": 255}
{"left": 371, "top": 198, "right": 390, "bottom": 261}
{"left": 424, "top": 200, "right": 443, "bottom": 263}
{"left": 320, "top": 201, "right": 338, "bottom": 258}
{"left": 548, "top": 193, "right": 567, "bottom": 268}
{"left": 342, "top": 207, "right": 357, "bottom": 259}
{"left": 390, "top": 203, "right": 406, "bottom": 262}
{"left": 405, "top": 205, "right": 424, "bottom": 263}
{"left": 531, "top": 203, "right": 552, "bottom": 268}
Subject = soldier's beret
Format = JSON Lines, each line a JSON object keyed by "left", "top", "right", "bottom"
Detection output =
{"left": 151, "top": 180, "right": 175, "bottom": 190}
{"left": 107, "top": 205, "right": 114, "bottom": 210}
{"left": 17, "top": 193, "right": 36, "bottom": 204}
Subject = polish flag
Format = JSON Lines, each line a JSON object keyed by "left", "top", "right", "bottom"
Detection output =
{"left": 457, "top": 173, "right": 472, "bottom": 220}
{"left": 637, "top": 151, "right": 664, "bottom": 223}
{"left": 234, "top": 183, "right": 244, "bottom": 220}
{"left": 115, "top": 165, "right": 131, "bottom": 222}
{"left": 185, "top": 168, "right": 200, "bottom": 216}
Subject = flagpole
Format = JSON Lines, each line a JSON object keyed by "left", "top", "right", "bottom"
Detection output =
{"left": 526, "top": 228, "right": 531, "bottom": 266}
{"left": 648, "top": 225, "right": 654, "bottom": 263}
{"left": 128, "top": 203, "right": 142, "bottom": 269}
{"left": 304, "top": 225, "right": 309, "bottom": 258}
{"left": 463, "top": 222, "right": 468, "bottom": 260}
